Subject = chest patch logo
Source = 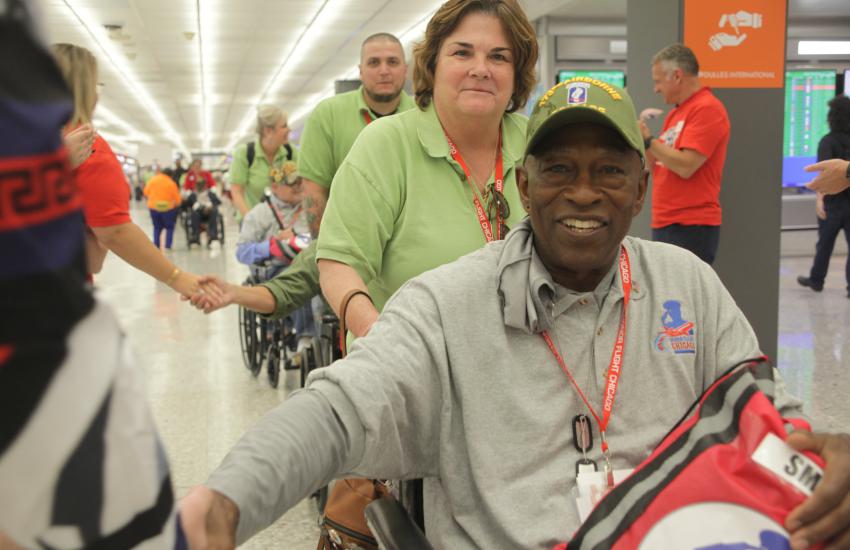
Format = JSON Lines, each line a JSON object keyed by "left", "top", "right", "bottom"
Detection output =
{"left": 654, "top": 300, "right": 696, "bottom": 354}
{"left": 660, "top": 120, "right": 685, "bottom": 148}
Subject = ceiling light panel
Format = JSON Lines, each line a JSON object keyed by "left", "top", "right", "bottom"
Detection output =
{"left": 61, "top": 0, "right": 190, "bottom": 157}
{"left": 225, "top": 0, "right": 444, "bottom": 150}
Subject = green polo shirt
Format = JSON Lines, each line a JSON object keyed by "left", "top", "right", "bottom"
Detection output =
{"left": 316, "top": 103, "right": 527, "bottom": 312}
{"left": 299, "top": 86, "right": 415, "bottom": 188}
{"left": 229, "top": 139, "right": 298, "bottom": 217}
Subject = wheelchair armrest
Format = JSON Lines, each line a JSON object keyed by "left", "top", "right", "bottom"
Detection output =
{"left": 365, "top": 496, "right": 433, "bottom": 550}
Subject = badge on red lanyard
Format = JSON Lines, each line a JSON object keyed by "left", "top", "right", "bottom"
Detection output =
{"left": 444, "top": 126, "right": 505, "bottom": 243}
{"left": 541, "top": 246, "right": 632, "bottom": 488}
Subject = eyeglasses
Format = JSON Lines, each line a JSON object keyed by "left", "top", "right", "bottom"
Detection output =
{"left": 487, "top": 189, "right": 511, "bottom": 239}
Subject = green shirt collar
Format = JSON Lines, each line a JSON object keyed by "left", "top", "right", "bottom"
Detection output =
{"left": 416, "top": 102, "right": 525, "bottom": 167}
{"left": 356, "top": 85, "right": 415, "bottom": 120}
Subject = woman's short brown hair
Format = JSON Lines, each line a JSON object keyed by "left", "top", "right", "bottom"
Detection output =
{"left": 412, "top": 0, "right": 538, "bottom": 113}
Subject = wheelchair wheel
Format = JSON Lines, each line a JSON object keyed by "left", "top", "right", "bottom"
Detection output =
{"left": 216, "top": 213, "right": 225, "bottom": 244}
{"left": 312, "top": 484, "right": 329, "bottom": 514}
{"left": 266, "top": 343, "right": 282, "bottom": 388}
{"left": 182, "top": 210, "right": 195, "bottom": 248}
{"left": 299, "top": 344, "right": 314, "bottom": 388}
{"left": 250, "top": 317, "right": 268, "bottom": 377}
{"left": 238, "top": 305, "right": 255, "bottom": 371}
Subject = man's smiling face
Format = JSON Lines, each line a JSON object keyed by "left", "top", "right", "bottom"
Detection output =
{"left": 518, "top": 122, "right": 647, "bottom": 291}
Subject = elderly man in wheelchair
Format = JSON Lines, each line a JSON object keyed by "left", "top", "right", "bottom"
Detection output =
{"left": 180, "top": 80, "right": 850, "bottom": 550}
{"left": 180, "top": 158, "right": 223, "bottom": 248}
{"left": 234, "top": 161, "right": 315, "bottom": 386}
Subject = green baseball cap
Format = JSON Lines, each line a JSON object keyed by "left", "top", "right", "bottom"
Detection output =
{"left": 525, "top": 77, "right": 644, "bottom": 161}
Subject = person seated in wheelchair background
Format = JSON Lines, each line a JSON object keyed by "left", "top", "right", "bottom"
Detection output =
{"left": 180, "top": 158, "right": 222, "bottom": 248}
{"left": 236, "top": 160, "right": 315, "bottom": 349}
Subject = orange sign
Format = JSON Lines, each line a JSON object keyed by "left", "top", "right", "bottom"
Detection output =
{"left": 684, "top": 0, "right": 787, "bottom": 88}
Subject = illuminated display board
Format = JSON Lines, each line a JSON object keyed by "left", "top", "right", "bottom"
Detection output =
{"left": 782, "top": 70, "right": 836, "bottom": 187}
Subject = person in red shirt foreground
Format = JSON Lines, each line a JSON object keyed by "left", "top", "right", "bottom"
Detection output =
{"left": 50, "top": 43, "right": 199, "bottom": 295}
{"left": 638, "top": 43, "right": 730, "bottom": 265}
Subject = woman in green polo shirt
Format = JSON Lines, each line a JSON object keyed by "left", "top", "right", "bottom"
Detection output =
{"left": 229, "top": 104, "right": 297, "bottom": 219}
{"left": 317, "top": 0, "right": 538, "bottom": 337}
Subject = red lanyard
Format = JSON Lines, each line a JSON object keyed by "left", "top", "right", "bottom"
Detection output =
{"left": 444, "top": 126, "right": 505, "bottom": 242}
{"left": 362, "top": 110, "right": 373, "bottom": 125}
{"left": 540, "top": 246, "right": 632, "bottom": 486}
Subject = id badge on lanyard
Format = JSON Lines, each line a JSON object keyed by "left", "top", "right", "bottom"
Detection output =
{"left": 540, "top": 247, "right": 633, "bottom": 518}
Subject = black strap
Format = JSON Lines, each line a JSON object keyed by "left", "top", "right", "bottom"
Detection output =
{"left": 246, "top": 141, "right": 255, "bottom": 168}
{"left": 248, "top": 141, "right": 291, "bottom": 166}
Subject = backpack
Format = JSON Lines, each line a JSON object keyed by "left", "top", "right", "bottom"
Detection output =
{"left": 246, "top": 141, "right": 293, "bottom": 168}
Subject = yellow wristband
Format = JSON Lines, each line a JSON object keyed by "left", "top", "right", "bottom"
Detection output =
{"left": 165, "top": 267, "right": 181, "bottom": 286}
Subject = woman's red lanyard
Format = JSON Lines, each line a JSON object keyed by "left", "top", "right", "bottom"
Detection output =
{"left": 444, "top": 126, "right": 505, "bottom": 242}
{"left": 540, "top": 246, "right": 632, "bottom": 488}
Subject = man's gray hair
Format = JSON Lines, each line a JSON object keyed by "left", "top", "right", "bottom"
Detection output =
{"left": 652, "top": 43, "right": 699, "bottom": 76}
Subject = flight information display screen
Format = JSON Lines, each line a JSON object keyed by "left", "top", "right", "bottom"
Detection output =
{"left": 556, "top": 70, "right": 626, "bottom": 88}
{"left": 782, "top": 70, "right": 836, "bottom": 187}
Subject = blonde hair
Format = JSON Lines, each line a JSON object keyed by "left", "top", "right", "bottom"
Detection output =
{"left": 256, "top": 104, "right": 287, "bottom": 136}
{"left": 412, "top": 0, "right": 538, "bottom": 113}
{"left": 50, "top": 43, "right": 98, "bottom": 126}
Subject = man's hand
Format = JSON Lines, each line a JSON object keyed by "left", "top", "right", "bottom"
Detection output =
{"left": 180, "top": 485, "right": 239, "bottom": 550}
{"left": 185, "top": 275, "right": 233, "bottom": 314}
{"left": 275, "top": 228, "right": 295, "bottom": 242}
{"left": 805, "top": 159, "right": 850, "bottom": 195}
{"left": 816, "top": 194, "right": 827, "bottom": 221}
{"left": 638, "top": 120, "right": 652, "bottom": 140}
{"left": 785, "top": 430, "right": 850, "bottom": 549}
{"left": 63, "top": 124, "right": 95, "bottom": 168}
{"left": 639, "top": 108, "right": 663, "bottom": 123}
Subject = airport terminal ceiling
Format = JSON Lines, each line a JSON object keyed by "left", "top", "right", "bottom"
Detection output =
{"left": 40, "top": 0, "right": 850, "bottom": 159}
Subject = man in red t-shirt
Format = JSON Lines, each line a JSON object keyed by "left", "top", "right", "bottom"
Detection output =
{"left": 638, "top": 44, "right": 730, "bottom": 265}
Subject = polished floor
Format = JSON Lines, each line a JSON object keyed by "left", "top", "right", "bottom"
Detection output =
{"left": 95, "top": 201, "right": 850, "bottom": 547}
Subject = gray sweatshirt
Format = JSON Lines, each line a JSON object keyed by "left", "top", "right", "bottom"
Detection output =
{"left": 208, "top": 218, "right": 803, "bottom": 548}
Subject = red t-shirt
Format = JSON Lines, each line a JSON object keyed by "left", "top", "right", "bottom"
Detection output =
{"left": 651, "top": 87, "right": 730, "bottom": 228}
{"left": 74, "top": 134, "right": 131, "bottom": 227}
{"left": 182, "top": 170, "right": 216, "bottom": 191}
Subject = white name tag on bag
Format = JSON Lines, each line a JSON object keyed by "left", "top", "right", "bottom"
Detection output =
{"left": 752, "top": 432, "right": 823, "bottom": 496}
{"left": 575, "top": 469, "right": 634, "bottom": 522}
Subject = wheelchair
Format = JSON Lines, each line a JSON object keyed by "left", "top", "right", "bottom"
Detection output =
{"left": 182, "top": 192, "right": 225, "bottom": 248}
{"left": 237, "top": 271, "right": 300, "bottom": 388}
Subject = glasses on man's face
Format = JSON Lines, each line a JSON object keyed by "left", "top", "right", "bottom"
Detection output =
{"left": 487, "top": 189, "right": 511, "bottom": 239}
